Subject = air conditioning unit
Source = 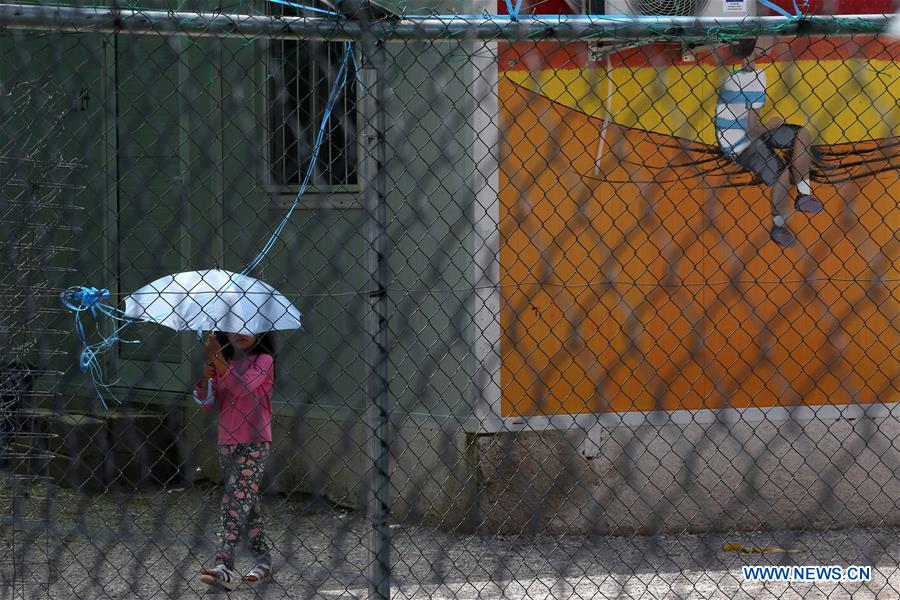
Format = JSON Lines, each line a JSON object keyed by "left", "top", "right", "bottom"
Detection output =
{"left": 598, "top": 0, "right": 756, "bottom": 17}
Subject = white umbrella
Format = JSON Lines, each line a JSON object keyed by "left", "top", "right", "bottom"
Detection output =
{"left": 123, "top": 268, "right": 302, "bottom": 335}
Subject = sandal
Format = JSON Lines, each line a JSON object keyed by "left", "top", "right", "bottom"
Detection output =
{"left": 242, "top": 563, "right": 273, "bottom": 583}
{"left": 199, "top": 564, "right": 240, "bottom": 590}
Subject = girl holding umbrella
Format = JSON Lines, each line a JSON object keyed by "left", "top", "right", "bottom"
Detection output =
{"left": 196, "top": 330, "right": 277, "bottom": 589}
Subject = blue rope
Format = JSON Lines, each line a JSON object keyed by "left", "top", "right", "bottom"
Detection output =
{"left": 757, "top": 0, "right": 801, "bottom": 20}
{"left": 504, "top": 0, "right": 522, "bottom": 21}
{"left": 267, "top": 0, "right": 342, "bottom": 16}
{"left": 60, "top": 286, "right": 109, "bottom": 318}
{"left": 349, "top": 46, "right": 366, "bottom": 90}
{"left": 60, "top": 286, "right": 140, "bottom": 409}
{"left": 241, "top": 40, "right": 354, "bottom": 276}
{"left": 241, "top": 0, "right": 355, "bottom": 276}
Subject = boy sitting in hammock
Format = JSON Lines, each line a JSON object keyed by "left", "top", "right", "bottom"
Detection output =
{"left": 716, "top": 36, "right": 824, "bottom": 248}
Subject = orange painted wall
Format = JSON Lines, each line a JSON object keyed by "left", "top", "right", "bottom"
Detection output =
{"left": 498, "top": 45, "right": 898, "bottom": 417}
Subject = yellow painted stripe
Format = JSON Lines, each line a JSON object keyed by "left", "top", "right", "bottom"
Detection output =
{"left": 504, "top": 60, "right": 899, "bottom": 145}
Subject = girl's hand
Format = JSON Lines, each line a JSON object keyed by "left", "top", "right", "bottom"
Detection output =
{"left": 203, "top": 361, "right": 216, "bottom": 380}
{"left": 205, "top": 333, "right": 229, "bottom": 377}
{"left": 205, "top": 333, "right": 222, "bottom": 359}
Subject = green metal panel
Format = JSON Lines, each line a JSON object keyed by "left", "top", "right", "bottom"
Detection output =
{"left": 382, "top": 39, "right": 479, "bottom": 419}
{"left": 260, "top": 210, "right": 370, "bottom": 413}
{"left": 114, "top": 33, "right": 189, "bottom": 391}
{"left": 0, "top": 31, "right": 111, "bottom": 392}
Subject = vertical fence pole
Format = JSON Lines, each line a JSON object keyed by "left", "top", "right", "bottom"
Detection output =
{"left": 360, "top": 35, "right": 391, "bottom": 600}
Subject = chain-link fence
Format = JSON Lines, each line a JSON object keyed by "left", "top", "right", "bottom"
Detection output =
{"left": 0, "top": 2, "right": 898, "bottom": 598}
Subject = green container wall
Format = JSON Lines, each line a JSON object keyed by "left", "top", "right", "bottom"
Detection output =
{"left": 382, "top": 39, "right": 481, "bottom": 421}
{"left": 1, "top": 31, "right": 112, "bottom": 388}
{"left": 6, "top": 1, "right": 489, "bottom": 423}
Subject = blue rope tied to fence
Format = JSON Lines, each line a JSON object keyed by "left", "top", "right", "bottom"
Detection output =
{"left": 60, "top": 286, "right": 110, "bottom": 317}
{"left": 267, "top": 0, "right": 342, "bottom": 17}
{"left": 241, "top": 0, "right": 355, "bottom": 276}
{"left": 60, "top": 287, "right": 141, "bottom": 408}
{"left": 504, "top": 0, "right": 522, "bottom": 22}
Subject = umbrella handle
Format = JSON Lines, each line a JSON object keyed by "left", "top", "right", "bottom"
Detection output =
{"left": 192, "top": 378, "right": 216, "bottom": 407}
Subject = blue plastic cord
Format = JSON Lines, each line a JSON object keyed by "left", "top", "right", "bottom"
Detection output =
{"left": 757, "top": 0, "right": 801, "bottom": 19}
{"left": 242, "top": 0, "right": 355, "bottom": 276}
{"left": 241, "top": 40, "right": 353, "bottom": 276}
{"left": 504, "top": 0, "right": 522, "bottom": 21}
{"left": 349, "top": 46, "right": 366, "bottom": 90}
{"left": 267, "top": 0, "right": 342, "bottom": 16}
{"left": 60, "top": 286, "right": 141, "bottom": 409}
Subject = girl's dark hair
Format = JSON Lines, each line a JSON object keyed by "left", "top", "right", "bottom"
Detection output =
{"left": 731, "top": 38, "right": 757, "bottom": 59}
{"left": 213, "top": 331, "right": 235, "bottom": 362}
{"left": 247, "top": 332, "right": 277, "bottom": 358}
{"left": 213, "top": 331, "right": 276, "bottom": 362}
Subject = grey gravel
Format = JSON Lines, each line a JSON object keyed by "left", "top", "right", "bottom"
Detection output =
{"left": 1, "top": 481, "right": 898, "bottom": 600}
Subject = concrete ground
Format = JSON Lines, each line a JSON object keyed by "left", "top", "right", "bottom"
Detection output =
{"left": 1, "top": 481, "right": 899, "bottom": 600}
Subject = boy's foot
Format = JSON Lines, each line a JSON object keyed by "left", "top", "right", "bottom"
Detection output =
{"left": 243, "top": 563, "right": 273, "bottom": 584}
{"left": 795, "top": 194, "right": 824, "bottom": 214}
{"left": 770, "top": 225, "right": 796, "bottom": 248}
{"left": 199, "top": 564, "right": 240, "bottom": 590}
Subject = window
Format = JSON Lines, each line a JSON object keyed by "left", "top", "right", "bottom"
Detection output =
{"left": 498, "top": 0, "right": 605, "bottom": 14}
{"left": 268, "top": 2, "right": 358, "bottom": 189}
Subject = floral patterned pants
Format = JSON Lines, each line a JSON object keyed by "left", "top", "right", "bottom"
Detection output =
{"left": 215, "top": 442, "right": 272, "bottom": 568}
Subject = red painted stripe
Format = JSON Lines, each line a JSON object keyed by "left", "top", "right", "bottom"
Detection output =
{"left": 497, "top": 0, "right": 897, "bottom": 15}
{"left": 499, "top": 37, "right": 898, "bottom": 71}
{"left": 759, "top": 0, "right": 896, "bottom": 15}
{"left": 497, "top": 0, "right": 579, "bottom": 15}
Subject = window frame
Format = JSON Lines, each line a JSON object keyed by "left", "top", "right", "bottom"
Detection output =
{"left": 262, "top": 1, "right": 362, "bottom": 209}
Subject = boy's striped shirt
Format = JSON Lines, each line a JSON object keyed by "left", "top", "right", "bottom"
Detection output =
{"left": 716, "top": 66, "right": 766, "bottom": 156}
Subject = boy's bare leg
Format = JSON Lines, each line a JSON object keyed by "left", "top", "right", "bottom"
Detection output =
{"left": 772, "top": 168, "right": 791, "bottom": 218}
{"left": 791, "top": 125, "right": 813, "bottom": 182}
{"left": 763, "top": 117, "right": 785, "bottom": 133}
{"left": 791, "top": 125, "right": 823, "bottom": 213}
{"left": 770, "top": 168, "right": 796, "bottom": 247}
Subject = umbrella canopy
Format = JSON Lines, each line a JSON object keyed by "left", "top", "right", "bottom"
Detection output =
{"left": 123, "top": 269, "right": 302, "bottom": 335}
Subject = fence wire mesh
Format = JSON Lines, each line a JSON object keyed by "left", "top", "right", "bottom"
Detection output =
{"left": 0, "top": 2, "right": 898, "bottom": 599}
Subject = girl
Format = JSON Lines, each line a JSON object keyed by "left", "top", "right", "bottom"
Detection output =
{"left": 195, "top": 331, "right": 276, "bottom": 589}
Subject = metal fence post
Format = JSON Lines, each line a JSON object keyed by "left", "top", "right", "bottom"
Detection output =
{"left": 360, "top": 35, "right": 391, "bottom": 600}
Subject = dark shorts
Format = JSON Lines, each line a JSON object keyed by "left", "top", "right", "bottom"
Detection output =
{"left": 733, "top": 124, "right": 802, "bottom": 186}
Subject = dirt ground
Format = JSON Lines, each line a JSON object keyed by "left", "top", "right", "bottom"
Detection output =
{"left": 1, "top": 480, "right": 899, "bottom": 600}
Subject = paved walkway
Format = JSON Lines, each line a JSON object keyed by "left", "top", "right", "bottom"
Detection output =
{"left": 2, "top": 484, "right": 898, "bottom": 599}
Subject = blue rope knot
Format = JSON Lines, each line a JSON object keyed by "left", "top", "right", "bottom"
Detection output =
{"left": 504, "top": 0, "right": 522, "bottom": 22}
{"left": 60, "top": 285, "right": 137, "bottom": 408}
{"left": 62, "top": 286, "right": 111, "bottom": 317}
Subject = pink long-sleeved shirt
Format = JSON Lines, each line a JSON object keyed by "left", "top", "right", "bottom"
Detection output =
{"left": 194, "top": 354, "right": 274, "bottom": 445}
